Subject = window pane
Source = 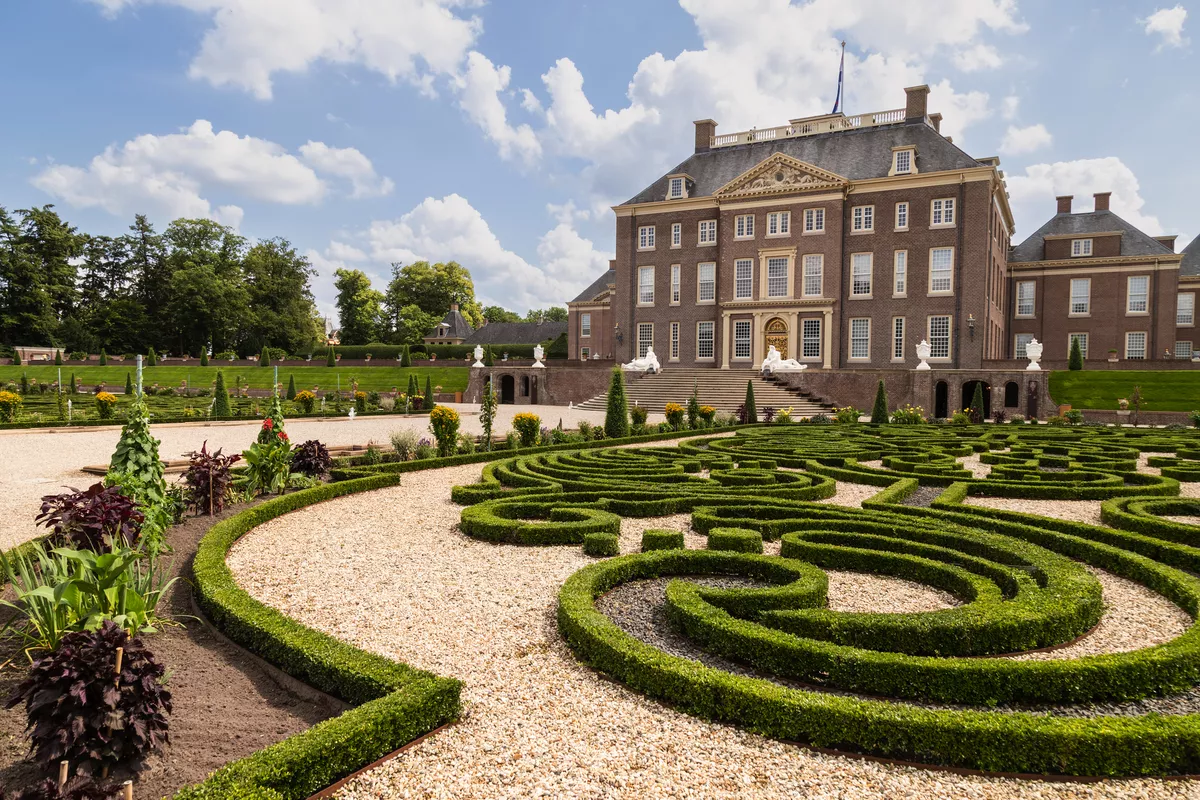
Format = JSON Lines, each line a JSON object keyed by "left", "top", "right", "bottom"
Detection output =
{"left": 767, "top": 257, "right": 789, "bottom": 297}
{"left": 1015, "top": 333, "right": 1033, "bottom": 359}
{"left": 581, "top": 313, "right": 591, "bottom": 336}
{"left": 1017, "top": 281, "right": 1035, "bottom": 315}
{"left": 1069, "top": 333, "right": 1088, "bottom": 359}
{"left": 850, "top": 318, "right": 870, "bottom": 359}
{"left": 1176, "top": 341, "right": 1193, "bottom": 359}
{"left": 734, "top": 320, "right": 752, "bottom": 359}
{"left": 930, "top": 248, "right": 953, "bottom": 292}
{"left": 1070, "top": 278, "right": 1090, "bottom": 314}
{"left": 852, "top": 253, "right": 872, "bottom": 295}
{"left": 803, "top": 255, "right": 822, "bottom": 296}
{"left": 896, "top": 202, "right": 908, "bottom": 229}
{"left": 1126, "top": 331, "right": 1146, "bottom": 360}
{"left": 697, "top": 322, "right": 714, "bottom": 359}
{"left": 802, "top": 319, "right": 821, "bottom": 358}
{"left": 893, "top": 317, "right": 905, "bottom": 359}
{"left": 930, "top": 316, "right": 950, "bottom": 358}
{"left": 671, "top": 224, "right": 681, "bottom": 246}
{"left": 670, "top": 322, "right": 680, "bottom": 359}
{"left": 895, "top": 150, "right": 910, "bottom": 173}
{"left": 735, "top": 259, "right": 753, "bottom": 299}
{"left": 639, "top": 266, "right": 654, "bottom": 304}
{"left": 671, "top": 265, "right": 680, "bottom": 303}
{"left": 1179, "top": 293, "right": 1196, "bottom": 325}
{"left": 638, "top": 323, "right": 653, "bottom": 358}
{"left": 1128, "top": 276, "right": 1148, "bottom": 312}
{"left": 893, "top": 251, "right": 907, "bottom": 294}
{"left": 698, "top": 263, "right": 716, "bottom": 301}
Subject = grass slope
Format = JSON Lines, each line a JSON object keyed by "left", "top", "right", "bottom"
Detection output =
{"left": 0, "top": 365, "right": 469, "bottom": 394}
{"left": 1049, "top": 370, "right": 1200, "bottom": 412}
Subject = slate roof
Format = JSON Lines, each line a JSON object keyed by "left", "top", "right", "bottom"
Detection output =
{"left": 425, "top": 307, "right": 474, "bottom": 340}
{"left": 570, "top": 269, "right": 616, "bottom": 303}
{"left": 463, "top": 322, "right": 568, "bottom": 346}
{"left": 1010, "top": 209, "right": 1177, "bottom": 264}
{"left": 1182, "top": 235, "right": 1200, "bottom": 277}
{"left": 622, "top": 120, "right": 981, "bottom": 206}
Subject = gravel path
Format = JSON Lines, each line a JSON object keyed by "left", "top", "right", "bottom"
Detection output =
{"left": 962, "top": 496, "right": 1104, "bottom": 526}
{"left": 959, "top": 454, "right": 992, "bottom": 479}
{"left": 225, "top": 460, "right": 1197, "bottom": 799}
{"left": 0, "top": 404, "right": 657, "bottom": 551}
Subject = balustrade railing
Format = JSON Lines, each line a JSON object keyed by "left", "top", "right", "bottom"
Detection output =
{"left": 711, "top": 108, "right": 909, "bottom": 149}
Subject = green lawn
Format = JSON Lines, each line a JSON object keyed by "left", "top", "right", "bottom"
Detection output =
{"left": 0, "top": 365, "right": 469, "bottom": 394}
{"left": 1049, "top": 370, "right": 1200, "bottom": 412}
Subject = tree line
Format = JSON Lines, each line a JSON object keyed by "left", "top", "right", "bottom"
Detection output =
{"left": 0, "top": 204, "right": 567, "bottom": 356}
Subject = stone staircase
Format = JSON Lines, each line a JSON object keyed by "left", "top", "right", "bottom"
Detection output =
{"left": 575, "top": 368, "right": 833, "bottom": 416}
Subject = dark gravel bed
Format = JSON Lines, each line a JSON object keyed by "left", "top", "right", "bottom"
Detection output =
{"left": 898, "top": 486, "right": 943, "bottom": 507}
{"left": 595, "top": 577, "right": 1200, "bottom": 719}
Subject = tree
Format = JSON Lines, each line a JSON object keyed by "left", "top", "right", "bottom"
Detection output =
{"left": 400, "top": 345, "right": 411, "bottom": 367}
{"left": 241, "top": 238, "right": 322, "bottom": 356}
{"left": 687, "top": 380, "right": 701, "bottom": 429}
{"left": 54, "top": 350, "right": 62, "bottom": 365}
{"left": 327, "top": 347, "right": 336, "bottom": 367}
{"left": 969, "top": 383, "right": 985, "bottom": 424}
{"left": 871, "top": 380, "right": 889, "bottom": 424}
{"left": 125, "top": 372, "right": 133, "bottom": 396}
{"left": 287, "top": 375, "right": 296, "bottom": 400}
{"left": 99, "top": 349, "right": 107, "bottom": 366}
{"left": 0, "top": 207, "right": 57, "bottom": 346}
{"left": 162, "top": 218, "right": 248, "bottom": 356}
{"left": 744, "top": 381, "right": 758, "bottom": 424}
{"left": 407, "top": 374, "right": 419, "bottom": 406}
{"left": 213, "top": 371, "right": 231, "bottom": 417}
{"left": 260, "top": 345, "right": 270, "bottom": 367}
{"left": 484, "top": 344, "right": 494, "bottom": 367}
{"left": 334, "top": 268, "right": 385, "bottom": 345}
{"left": 146, "top": 346, "right": 158, "bottom": 366}
{"left": 1068, "top": 337, "right": 1084, "bottom": 371}
{"left": 482, "top": 305, "right": 521, "bottom": 324}
{"left": 524, "top": 307, "right": 569, "bottom": 323}
{"left": 605, "top": 368, "right": 629, "bottom": 438}
{"left": 480, "top": 378, "right": 498, "bottom": 451}
{"left": 424, "top": 376, "right": 434, "bottom": 410}
{"left": 394, "top": 303, "right": 438, "bottom": 346}
{"left": 200, "top": 349, "right": 208, "bottom": 366}
{"left": 384, "top": 260, "right": 483, "bottom": 333}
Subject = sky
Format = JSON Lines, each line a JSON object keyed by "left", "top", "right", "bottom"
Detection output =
{"left": 0, "top": 0, "right": 1196, "bottom": 326}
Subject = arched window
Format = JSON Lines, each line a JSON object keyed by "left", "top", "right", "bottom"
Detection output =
{"left": 1004, "top": 381, "right": 1019, "bottom": 408}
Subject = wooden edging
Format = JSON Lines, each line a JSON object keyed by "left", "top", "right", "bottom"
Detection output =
{"left": 305, "top": 723, "right": 455, "bottom": 799}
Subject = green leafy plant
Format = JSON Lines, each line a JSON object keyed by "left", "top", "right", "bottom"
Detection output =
{"left": 870, "top": 380, "right": 888, "bottom": 424}
{"left": 951, "top": 409, "right": 971, "bottom": 425}
{"left": 293, "top": 389, "right": 317, "bottom": 414}
{"left": 108, "top": 393, "right": 164, "bottom": 502}
{"left": 0, "top": 390, "right": 22, "bottom": 422}
{"left": 743, "top": 380, "right": 758, "bottom": 424}
{"left": 94, "top": 392, "right": 117, "bottom": 419}
{"left": 6, "top": 621, "right": 171, "bottom": 775}
{"left": 212, "top": 371, "right": 231, "bottom": 417}
{"left": 291, "top": 439, "right": 331, "bottom": 478}
{"left": 833, "top": 406, "right": 861, "bottom": 424}
{"left": 664, "top": 402, "right": 685, "bottom": 431}
{"left": 423, "top": 376, "right": 434, "bottom": 410}
{"left": 37, "top": 483, "right": 144, "bottom": 551}
{"left": 238, "top": 436, "right": 293, "bottom": 497}
{"left": 260, "top": 345, "right": 271, "bottom": 367}
{"left": 199, "top": 349, "right": 208, "bottom": 366}
{"left": 1068, "top": 336, "right": 1084, "bottom": 371}
{"left": 480, "top": 378, "right": 498, "bottom": 451}
{"left": 687, "top": 382, "right": 701, "bottom": 429}
{"left": 512, "top": 411, "right": 541, "bottom": 447}
{"left": 604, "top": 367, "right": 629, "bottom": 438}
{"left": 326, "top": 347, "right": 336, "bottom": 367}
{"left": 146, "top": 347, "right": 158, "bottom": 367}
{"left": 182, "top": 441, "right": 241, "bottom": 515}
{"left": 428, "top": 405, "right": 461, "bottom": 457}
{"left": 891, "top": 404, "right": 927, "bottom": 424}
{"left": 1189, "top": 410, "right": 1200, "bottom": 428}
{"left": 968, "top": 383, "right": 986, "bottom": 424}
{"left": 287, "top": 374, "right": 297, "bottom": 400}
{"left": 401, "top": 345, "right": 411, "bottom": 367}
{"left": 389, "top": 429, "right": 420, "bottom": 461}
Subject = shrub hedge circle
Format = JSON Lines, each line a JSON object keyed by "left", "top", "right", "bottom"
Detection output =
{"left": 436, "top": 424, "right": 1200, "bottom": 776}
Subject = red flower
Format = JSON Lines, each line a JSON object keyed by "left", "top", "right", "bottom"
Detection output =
{"left": 262, "top": 418, "right": 274, "bottom": 430}
{"left": 279, "top": 431, "right": 289, "bottom": 442}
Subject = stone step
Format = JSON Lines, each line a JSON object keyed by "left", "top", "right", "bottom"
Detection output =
{"left": 576, "top": 369, "right": 833, "bottom": 415}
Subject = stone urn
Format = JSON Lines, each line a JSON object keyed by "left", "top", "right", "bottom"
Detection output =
{"left": 532, "top": 344, "right": 546, "bottom": 368}
{"left": 1025, "top": 338, "right": 1043, "bottom": 371}
{"left": 472, "top": 345, "right": 486, "bottom": 368}
{"left": 914, "top": 340, "right": 932, "bottom": 371}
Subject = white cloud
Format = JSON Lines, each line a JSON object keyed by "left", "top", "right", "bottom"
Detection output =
{"left": 92, "top": 0, "right": 481, "bottom": 100}
{"left": 453, "top": 52, "right": 541, "bottom": 164}
{"left": 999, "top": 123, "right": 1052, "bottom": 155}
{"left": 1007, "top": 157, "right": 1163, "bottom": 238}
{"left": 954, "top": 43, "right": 1004, "bottom": 72}
{"left": 1001, "top": 94, "right": 1020, "bottom": 120}
{"left": 326, "top": 240, "right": 368, "bottom": 262}
{"left": 1141, "top": 5, "right": 1189, "bottom": 50}
{"left": 299, "top": 141, "right": 394, "bottom": 198}
{"left": 32, "top": 120, "right": 389, "bottom": 224}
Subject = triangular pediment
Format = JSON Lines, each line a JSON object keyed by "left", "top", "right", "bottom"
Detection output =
{"left": 715, "top": 153, "right": 847, "bottom": 198}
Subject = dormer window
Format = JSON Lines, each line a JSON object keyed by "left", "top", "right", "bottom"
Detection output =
{"left": 666, "top": 174, "right": 689, "bottom": 200}
{"left": 890, "top": 147, "right": 916, "bottom": 176}
{"left": 1071, "top": 238, "right": 1093, "bottom": 257}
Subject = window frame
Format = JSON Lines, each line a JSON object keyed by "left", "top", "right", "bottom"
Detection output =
{"left": 802, "top": 254, "right": 823, "bottom": 297}
{"left": 580, "top": 313, "right": 591, "bottom": 338}
{"left": 669, "top": 321, "right": 680, "bottom": 361}
{"left": 1126, "top": 275, "right": 1149, "bottom": 315}
{"left": 696, "top": 321, "right": 715, "bottom": 361}
{"left": 580, "top": 346, "right": 590, "bottom": 360}
{"left": 734, "top": 258, "right": 753, "bottom": 300}
{"left": 930, "top": 198, "right": 956, "bottom": 228}
{"left": 637, "top": 225, "right": 655, "bottom": 251}
{"left": 852, "top": 205, "right": 874, "bottom": 233}
{"left": 1015, "top": 280, "right": 1035, "bottom": 317}
{"left": 1176, "top": 340, "right": 1194, "bottom": 360}
{"left": 766, "top": 256, "right": 789, "bottom": 298}
{"left": 766, "top": 211, "right": 791, "bottom": 237}
{"left": 1179, "top": 292, "right": 1196, "bottom": 326}
{"left": 734, "top": 214, "right": 755, "bottom": 240}
{"left": 928, "top": 315, "right": 952, "bottom": 361}
{"left": 637, "top": 322, "right": 654, "bottom": 358}
{"left": 637, "top": 265, "right": 655, "bottom": 306}
{"left": 892, "top": 148, "right": 914, "bottom": 175}
{"left": 1071, "top": 238, "right": 1093, "bottom": 257}
{"left": 892, "top": 250, "right": 907, "bottom": 297}
{"left": 1125, "top": 330, "right": 1147, "bottom": 360}
{"left": 803, "top": 208, "right": 825, "bottom": 234}
{"left": 801, "top": 318, "right": 822, "bottom": 360}
{"left": 668, "top": 176, "right": 685, "bottom": 200}
{"left": 697, "top": 262, "right": 716, "bottom": 304}
{"left": 892, "top": 316, "right": 905, "bottom": 362}
{"left": 733, "top": 320, "right": 752, "bottom": 360}
{"left": 1069, "top": 277, "right": 1091, "bottom": 316}
{"left": 1014, "top": 333, "right": 1034, "bottom": 360}
{"left": 895, "top": 201, "right": 909, "bottom": 231}
{"left": 670, "top": 222, "right": 681, "bottom": 249}
{"left": 698, "top": 219, "right": 717, "bottom": 246}
{"left": 849, "top": 317, "right": 871, "bottom": 362}
{"left": 670, "top": 264, "right": 681, "bottom": 306}
{"left": 851, "top": 252, "right": 873, "bottom": 297}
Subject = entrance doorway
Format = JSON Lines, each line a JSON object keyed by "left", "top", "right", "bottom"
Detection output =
{"left": 962, "top": 380, "right": 992, "bottom": 419}
{"left": 531, "top": 376, "right": 538, "bottom": 404}
{"left": 764, "top": 317, "right": 789, "bottom": 358}
{"left": 934, "top": 381, "right": 949, "bottom": 419}
{"left": 500, "top": 375, "right": 515, "bottom": 404}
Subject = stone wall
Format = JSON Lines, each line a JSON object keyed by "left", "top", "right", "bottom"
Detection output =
{"left": 464, "top": 364, "right": 615, "bottom": 406}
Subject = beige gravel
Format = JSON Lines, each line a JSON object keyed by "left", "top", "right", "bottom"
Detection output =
{"left": 959, "top": 453, "right": 992, "bottom": 479}
{"left": 962, "top": 496, "right": 1104, "bottom": 527}
{"left": 224, "top": 459, "right": 1197, "bottom": 799}
{"left": 825, "top": 572, "right": 959, "bottom": 613}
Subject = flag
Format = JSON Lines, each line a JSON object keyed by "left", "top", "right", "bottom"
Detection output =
{"left": 831, "top": 41, "right": 845, "bottom": 114}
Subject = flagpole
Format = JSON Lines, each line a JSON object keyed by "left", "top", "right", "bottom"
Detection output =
{"left": 831, "top": 40, "right": 845, "bottom": 115}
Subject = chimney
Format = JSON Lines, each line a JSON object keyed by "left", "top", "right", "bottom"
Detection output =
{"left": 608, "top": 259, "right": 616, "bottom": 271}
{"left": 904, "top": 85, "right": 930, "bottom": 121}
{"left": 1056, "top": 195, "right": 1073, "bottom": 215}
{"left": 1154, "top": 235, "right": 1178, "bottom": 252}
{"left": 1093, "top": 192, "right": 1111, "bottom": 212}
{"left": 928, "top": 112, "right": 942, "bottom": 134}
{"left": 450, "top": 302, "right": 459, "bottom": 312}
{"left": 694, "top": 119, "right": 717, "bottom": 153}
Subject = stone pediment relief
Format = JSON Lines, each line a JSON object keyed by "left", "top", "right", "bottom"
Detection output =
{"left": 716, "top": 154, "right": 847, "bottom": 198}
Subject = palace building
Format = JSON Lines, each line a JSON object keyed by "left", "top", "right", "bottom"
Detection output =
{"left": 568, "top": 85, "right": 1195, "bottom": 369}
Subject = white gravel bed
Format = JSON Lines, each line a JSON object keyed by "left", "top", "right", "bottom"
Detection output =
{"left": 959, "top": 454, "right": 992, "bottom": 479}
{"left": 825, "top": 572, "right": 959, "bottom": 614}
{"left": 1181, "top": 482, "right": 1200, "bottom": 499}
{"left": 962, "top": 496, "right": 1103, "bottom": 527}
{"left": 1136, "top": 453, "right": 1169, "bottom": 477}
{"left": 857, "top": 459, "right": 885, "bottom": 469}
{"left": 1007, "top": 566, "right": 1192, "bottom": 661}
{"left": 225, "top": 463, "right": 1196, "bottom": 799}
{"left": 817, "top": 481, "right": 881, "bottom": 508}
{"left": 1167, "top": 515, "right": 1200, "bottom": 527}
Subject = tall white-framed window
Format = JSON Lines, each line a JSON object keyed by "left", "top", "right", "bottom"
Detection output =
{"left": 733, "top": 320, "right": 752, "bottom": 360}
{"left": 766, "top": 256, "right": 789, "bottom": 298}
{"left": 851, "top": 253, "right": 873, "bottom": 296}
{"left": 1125, "top": 331, "right": 1147, "bottom": 360}
{"left": 734, "top": 214, "right": 754, "bottom": 239}
{"left": 803, "top": 208, "right": 824, "bottom": 233}
{"left": 849, "top": 318, "right": 871, "bottom": 361}
{"left": 1179, "top": 293, "right": 1196, "bottom": 326}
{"left": 668, "top": 176, "right": 685, "bottom": 199}
{"left": 638, "top": 266, "right": 655, "bottom": 305}
{"left": 928, "top": 247, "right": 954, "bottom": 294}
{"left": 892, "top": 317, "right": 905, "bottom": 361}
{"left": 580, "top": 347, "right": 590, "bottom": 360}
{"left": 697, "top": 262, "right": 716, "bottom": 302}
{"left": 637, "top": 322, "right": 654, "bottom": 358}
{"left": 1016, "top": 281, "right": 1035, "bottom": 317}
{"left": 892, "top": 250, "right": 907, "bottom": 296}
{"left": 580, "top": 313, "right": 591, "bottom": 337}
{"left": 852, "top": 205, "right": 874, "bottom": 232}
{"left": 1071, "top": 238, "right": 1093, "bottom": 257}
{"left": 1015, "top": 333, "right": 1034, "bottom": 359}
{"left": 767, "top": 211, "right": 790, "bottom": 236}
{"left": 669, "top": 322, "right": 680, "bottom": 361}
{"left": 1176, "top": 340, "right": 1194, "bottom": 359}
{"left": 1069, "top": 278, "right": 1091, "bottom": 315}
{"left": 734, "top": 259, "right": 753, "bottom": 300}
{"left": 802, "top": 318, "right": 821, "bottom": 359}
{"left": 698, "top": 220, "right": 717, "bottom": 245}
{"left": 670, "top": 264, "right": 681, "bottom": 305}
{"left": 895, "top": 202, "right": 909, "bottom": 231}
{"left": 671, "top": 223, "right": 681, "bottom": 248}
{"left": 1127, "top": 275, "right": 1149, "bottom": 313}
{"left": 1068, "top": 332, "right": 1089, "bottom": 360}
{"left": 802, "top": 255, "right": 823, "bottom": 297}
{"left": 892, "top": 148, "right": 914, "bottom": 175}
{"left": 928, "top": 315, "right": 951, "bottom": 359}
{"left": 697, "top": 321, "right": 715, "bottom": 360}
{"left": 931, "top": 198, "right": 955, "bottom": 227}
{"left": 638, "top": 225, "right": 655, "bottom": 250}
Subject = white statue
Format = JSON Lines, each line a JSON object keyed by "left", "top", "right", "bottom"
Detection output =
{"left": 1025, "top": 338, "right": 1043, "bottom": 371}
{"left": 472, "top": 345, "right": 485, "bottom": 368}
{"left": 348, "top": 407, "right": 356, "bottom": 420}
{"left": 760, "top": 345, "right": 806, "bottom": 374}
{"left": 622, "top": 347, "right": 661, "bottom": 374}
{"left": 532, "top": 344, "right": 546, "bottom": 368}
{"left": 915, "top": 340, "right": 932, "bottom": 370}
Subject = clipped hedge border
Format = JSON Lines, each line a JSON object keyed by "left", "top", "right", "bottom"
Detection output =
{"left": 0, "top": 409, "right": 431, "bottom": 432}
{"left": 173, "top": 476, "right": 461, "bottom": 798}
{"left": 558, "top": 550, "right": 1200, "bottom": 777}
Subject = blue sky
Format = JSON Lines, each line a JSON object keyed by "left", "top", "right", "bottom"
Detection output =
{"left": 1, "top": 0, "right": 1195, "bottom": 324}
